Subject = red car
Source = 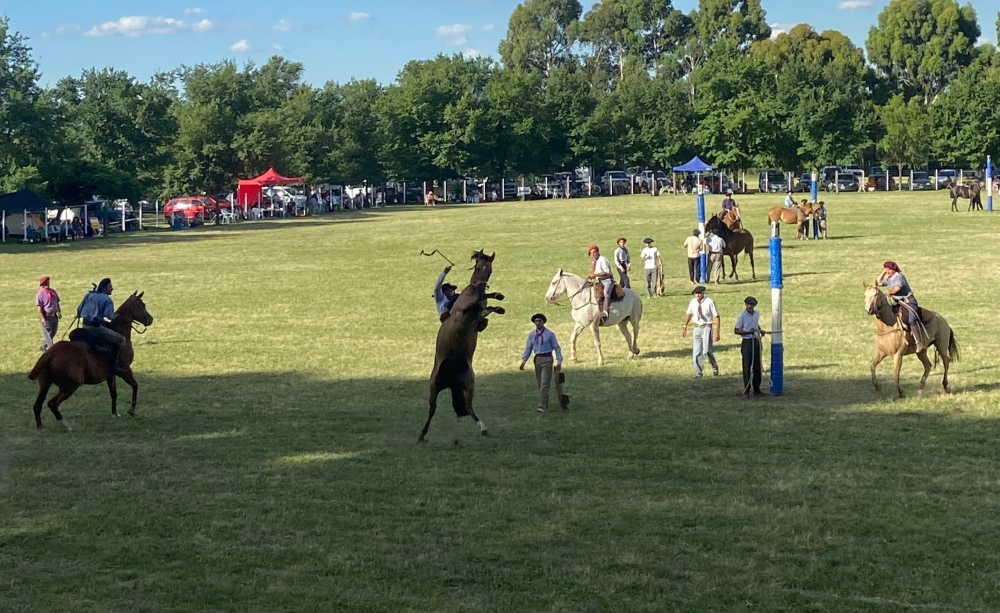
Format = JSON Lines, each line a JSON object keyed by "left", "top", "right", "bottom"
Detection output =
{"left": 164, "top": 195, "right": 234, "bottom": 225}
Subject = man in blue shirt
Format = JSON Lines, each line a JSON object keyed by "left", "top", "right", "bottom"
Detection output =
{"left": 76, "top": 278, "right": 126, "bottom": 375}
{"left": 734, "top": 296, "right": 768, "bottom": 398}
{"left": 519, "top": 313, "right": 563, "bottom": 413}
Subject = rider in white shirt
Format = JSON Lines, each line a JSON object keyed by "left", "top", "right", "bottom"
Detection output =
{"left": 587, "top": 245, "right": 614, "bottom": 320}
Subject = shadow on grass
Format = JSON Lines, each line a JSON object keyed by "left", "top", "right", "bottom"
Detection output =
{"left": 3, "top": 366, "right": 999, "bottom": 611}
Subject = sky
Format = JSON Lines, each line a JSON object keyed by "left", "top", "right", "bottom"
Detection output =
{"left": 5, "top": 0, "right": 999, "bottom": 87}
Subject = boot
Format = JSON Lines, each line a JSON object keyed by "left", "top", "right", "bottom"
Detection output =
{"left": 598, "top": 298, "right": 608, "bottom": 321}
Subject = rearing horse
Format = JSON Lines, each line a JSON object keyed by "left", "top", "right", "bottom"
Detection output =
{"left": 863, "top": 284, "right": 959, "bottom": 398}
{"left": 28, "top": 292, "right": 154, "bottom": 430}
{"left": 420, "top": 250, "right": 505, "bottom": 444}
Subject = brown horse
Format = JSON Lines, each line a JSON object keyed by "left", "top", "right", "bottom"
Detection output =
{"left": 705, "top": 215, "right": 755, "bottom": 281}
{"left": 863, "top": 284, "right": 959, "bottom": 398}
{"left": 420, "top": 250, "right": 505, "bottom": 443}
{"left": 28, "top": 292, "right": 154, "bottom": 429}
{"left": 720, "top": 204, "right": 742, "bottom": 230}
{"left": 768, "top": 201, "right": 815, "bottom": 239}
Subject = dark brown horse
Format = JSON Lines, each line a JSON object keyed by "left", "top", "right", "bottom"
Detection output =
{"left": 949, "top": 179, "right": 982, "bottom": 212}
{"left": 705, "top": 215, "right": 755, "bottom": 281}
{"left": 28, "top": 292, "right": 154, "bottom": 429}
{"left": 419, "top": 251, "right": 505, "bottom": 443}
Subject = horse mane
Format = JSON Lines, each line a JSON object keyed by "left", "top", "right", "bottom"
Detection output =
{"left": 705, "top": 215, "right": 734, "bottom": 241}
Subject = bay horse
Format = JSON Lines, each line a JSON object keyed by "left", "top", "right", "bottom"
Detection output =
{"left": 863, "top": 284, "right": 959, "bottom": 398}
{"left": 705, "top": 215, "right": 756, "bottom": 281}
{"left": 420, "top": 250, "right": 505, "bottom": 444}
{"left": 948, "top": 179, "right": 981, "bottom": 212}
{"left": 767, "top": 201, "right": 815, "bottom": 239}
{"left": 544, "top": 269, "right": 642, "bottom": 366}
{"left": 28, "top": 291, "right": 154, "bottom": 429}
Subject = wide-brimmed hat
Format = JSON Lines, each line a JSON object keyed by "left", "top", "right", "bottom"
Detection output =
{"left": 617, "top": 237, "right": 627, "bottom": 244}
{"left": 643, "top": 237, "right": 653, "bottom": 244}
{"left": 692, "top": 285, "right": 706, "bottom": 294}
{"left": 39, "top": 276, "right": 50, "bottom": 286}
{"left": 530, "top": 313, "right": 547, "bottom": 323}
{"left": 744, "top": 296, "right": 758, "bottom": 306}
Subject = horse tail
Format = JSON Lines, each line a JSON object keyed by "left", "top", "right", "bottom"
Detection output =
{"left": 450, "top": 385, "right": 469, "bottom": 417}
{"left": 947, "top": 328, "right": 960, "bottom": 362}
{"left": 28, "top": 350, "right": 52, "bottom": 381}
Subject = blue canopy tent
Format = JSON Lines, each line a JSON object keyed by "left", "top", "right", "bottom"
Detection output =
{"left": 673, "top": 157, "right": 713, "bottom": 282}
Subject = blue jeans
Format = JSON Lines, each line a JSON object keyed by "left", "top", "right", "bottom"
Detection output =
{"left": 895, "top": 297, "right": 919, "bottom": 326}
{"left": 692, "top": 327, "right": 718, "bottom": 376}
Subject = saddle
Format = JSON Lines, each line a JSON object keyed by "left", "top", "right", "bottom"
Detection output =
{"left": 68, "top": 328, "right": 112, "bottom": 354}
{"left": 593, "top": 283, "right": 624, "bottom": 303}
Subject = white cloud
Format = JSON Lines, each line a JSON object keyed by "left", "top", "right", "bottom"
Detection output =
{"left": 463, "top": 47, "right": 481, "bottom": 59}
{"left": 274, "top": 19, "right": 294, "bottom": 31}
{"left": 85, "top": 16, "right": 215, "bottom": 37}
{"left": 436, "top": 23, "right": 472, "bottom": 46}
{"left": 272, "top": 43, "right": 285, "bottom": 52}
{"left": 349, "top": 12, "right": 371, "bottom": 22}
{"left": 976, "top": 36, "right": 993, "bottom": 47}
{"left": 183, "top": 7, "right": 205, "bottom": 15}
{"left": 836, "top": 0, "right": 873, "bottom": 9}
{"left": 54, "top": 24, "right": 81, "bottom": 35}
{"left": 482, "top": 24, "right": 494, "bottom": 31}
{"left": 229, "top": 39, "right": 253, "bottom": 52}
{"left": 769, "top": 22, "right": 795, "bottom": 40}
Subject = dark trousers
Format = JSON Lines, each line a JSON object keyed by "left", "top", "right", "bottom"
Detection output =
{"left": 741, "top": 338, "right": 762, "bottom": 394}
{"left": 687, "top": 257, "right": 699, "bottom": 283}
{"left": 618, "top": 269, "right": 631, "bottom": 289}
{"left": 40, "top": 315, "right": 59, "bottom": 350}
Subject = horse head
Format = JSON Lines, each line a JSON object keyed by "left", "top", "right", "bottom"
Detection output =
{"left": 863, "top": 283, "right": 884, "bottom": 316}
{"left": 121, "top": 291, "right": 155, "bottom": 326}
{"left": 545, "top": 269, "right": 566, "bottom": 304}
{"left": 470, "top": 250, "right": 495, "bottom": 286}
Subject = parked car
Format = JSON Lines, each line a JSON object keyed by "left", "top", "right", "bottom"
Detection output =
{"left": 866, "top": 174, "right": 896, "bottom": 190}
{"left": 935, "top": 169, "right": 957, "bottom": 188}
{"left": 163, "top": 196, "right": 208, "bottom": 225}
{"left": 795, "top": 173, "right": 814, "bottom": 193}
{"left": 758, "top": 170, "right": 788, "bottom": 193}
{"left": 826, "top": 174, "right": 859, "bottom": 192}
{"left": 910, "top": 171, "right": 933, "bottom": 191}
{"left": 601, "top": 170, "right": 630, "bottom": 195}
{"left": 841, "top": 164, "right": 863, "bottom": 176}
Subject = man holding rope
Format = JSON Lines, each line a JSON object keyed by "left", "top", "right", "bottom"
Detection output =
{"left": 734, "top": 296, "right": 768, "bottom": 399}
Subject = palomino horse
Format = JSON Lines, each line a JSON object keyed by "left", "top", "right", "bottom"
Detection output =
{"left": 420, "top": 250, "right": 505, "bottom": 443}
{"left": 705, "top": 215, "right": 755, "bottom": 281}
{"left": 863, "top": 284, "right": 959, "bottom": 398}
{"left": 948, "top": 179, "right": 982, "bottom": 212}
{"left": 767, "top": 201, "right": 815, "bottom": 239}
{"left": 720, "top": 204, "right": 742, "bottom": 230}
{"left": 544, "top": 269, "right": 642, "bottom": 366}
{"left": 28, "top": 291, "right": 154, "bottom": 429}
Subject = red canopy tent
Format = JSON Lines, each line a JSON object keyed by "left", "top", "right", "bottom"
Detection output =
{"left": 236, "top": 168, "right": 304, "bottom": 208}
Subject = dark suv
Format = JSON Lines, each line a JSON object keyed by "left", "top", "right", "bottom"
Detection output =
{"left": 758, "top": 170, "right": 788, "bottom": 193}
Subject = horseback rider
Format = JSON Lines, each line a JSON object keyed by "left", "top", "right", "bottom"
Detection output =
{"left": 783, "top": 190, "right": 795, "bottom": 207}
{"left": 721, "top": 190, "right": 736, "bottom": 213}
{"left": 433, "top": 265, "right": 459, "bottom": 322}
{"left": 876, "top": 261, "right": 927, "bottom": 353}
{"left": 76, "top": 278, "right": 126, "bottom": 374}
{"left": 587, "top": 245, "right": 614, "bottom": 322}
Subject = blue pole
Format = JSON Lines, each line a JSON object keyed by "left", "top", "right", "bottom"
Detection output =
{"left": 697, "top": 182, "right": 707, "bottom": 282}
{"left": 988, "top": 155, "right": 993, "bottom": 213}
{"left": 769, "top": 222, "right": 784, "bottom": 396}
{"left": 810, "top": 171, "right": 818, "bottom": 203}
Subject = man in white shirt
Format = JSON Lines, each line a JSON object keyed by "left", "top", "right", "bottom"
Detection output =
{"left": 783, "top": 190, "right": 795, "bottom": 207}
{"left": 639, "top": 238, "right": 662, "bottom": 298}
{"left": 587, "top": 245, "right": 614, "bottom": 321}
{"left": 706, "top": 232, "right": 726, "bottom": 283}
{"left": 613, "top": 237, "right": 631, "bottom": 289}
{"left": 433, "top": 265, "right": 459, "bottom": 321}
{"left": 681, "top": 286, "right": 720, "bottom": 377}
{"left": 734, "top": 296, "right": 768, "bottom": 398}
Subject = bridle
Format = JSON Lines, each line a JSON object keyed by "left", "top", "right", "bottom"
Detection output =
{"left": 549, "top": 272, "right": 597, "bottom": 310}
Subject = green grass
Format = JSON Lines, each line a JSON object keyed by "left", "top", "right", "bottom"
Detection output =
{"left": 2, "top": 191, "right": 1000, "bottom": 612}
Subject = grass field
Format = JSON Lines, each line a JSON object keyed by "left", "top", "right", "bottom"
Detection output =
{"left": 3, "top": 191, "right": 1000, "bottom": 612}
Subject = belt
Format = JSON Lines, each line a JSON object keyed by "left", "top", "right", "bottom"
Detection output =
{"left": 695, "top": 324, "right": 713, "bottom": 328}
{"left": 535, "top": 352, "right": 553, "bottom": 358}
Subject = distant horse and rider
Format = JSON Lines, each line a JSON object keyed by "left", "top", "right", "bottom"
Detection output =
{"left": 420, "top": 250, "right": 505, "bottom": 444}
{"left": 947, "top": 178, "right": 982, "bottom": 212}
{"left": 544, "top": 269, "right": 642, "bottom": 366}
{"left": 28, "top": 283, "right": 154, "bottom": 430}
{"left": 705, "top": 214, "right": 756, "bottom": 282}
{"left": 768, "top": 200, "right": 816, "bottom": 239}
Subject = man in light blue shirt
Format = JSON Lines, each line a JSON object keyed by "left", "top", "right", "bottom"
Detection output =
{"left": 783, "top": 190, "right": 795, "bottom": 207}
{"left": 734, "top": 296, "right": 768, "bottom": 398}
{"left": 433, "top": 265, "right": 459, "bottom": 322}
{"left": 520, "top": 313, "right": 563, "bottom": 413}
{"left": 76, "top": 278, "right": 126, "bottom": 375}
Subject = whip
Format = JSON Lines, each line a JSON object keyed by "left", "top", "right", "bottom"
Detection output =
{"left": 419, "top": 249, "right": 455, "bottom": 266}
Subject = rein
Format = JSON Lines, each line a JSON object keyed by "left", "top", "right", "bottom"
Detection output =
{"left": 550, "top": 276, "right": 596, "bottom": 309}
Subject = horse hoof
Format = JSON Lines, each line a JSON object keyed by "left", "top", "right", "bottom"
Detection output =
{"left": 494, "top": 293, "right": 505, "bottom": 301}
{"left": 417, "top": 438, "right": 427, "bottom": 445}
{"left": 127, "top": 409, "right": 136, "bottom": 417}
{"left": 494, "top": 307, "right": 506, "bottom": 315}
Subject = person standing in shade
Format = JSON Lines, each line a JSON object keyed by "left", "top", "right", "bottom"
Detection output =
{"left": 519, "top": 313, "right": 563, "bottom": 413}
{"left": 706, "top": 231, "right": 726, "bottom": 284}
{"left": 613, "top": 237, "right": 631, "bottom": 289}
{"left": 639, "top": 238, "right": 662, "bottom": 298}
{"left": 682, "top": 229, "right": 703, "bottom": 284}
{"left": 734, "top": 296, "right": 768, "bottom": 398}
{"left": 36, "top": 276, "right": 61, "bottom": 351}
{"left": 682, "top": 285, "right": 720, "bottom": 377}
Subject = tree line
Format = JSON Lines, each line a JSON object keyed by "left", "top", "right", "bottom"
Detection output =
{"left": 1, "top": 0, "right": 999, "bottom": 203}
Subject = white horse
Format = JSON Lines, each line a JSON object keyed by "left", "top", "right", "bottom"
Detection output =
{"left": 544, "top": 269, "right": 643, "bottom": 365}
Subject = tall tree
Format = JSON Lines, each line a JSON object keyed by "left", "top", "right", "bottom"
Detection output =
{"left": 499, "top": 0, "right": 582, "bottom": 76}
{"left": 930, "top": 48, "right": 1000, "bottom": 167}
{"left": 877, "top": 94, "right": 931, "bottom": 175}
{"left": 866, "top": 0, "right": 980, "bottom": 104}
